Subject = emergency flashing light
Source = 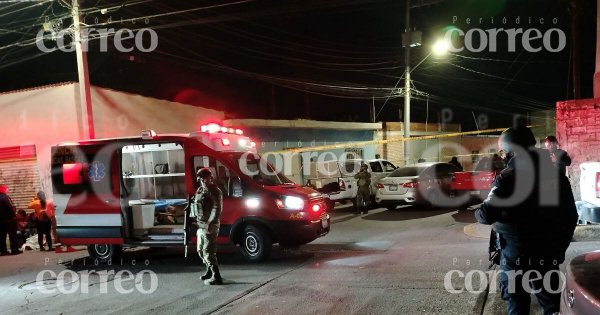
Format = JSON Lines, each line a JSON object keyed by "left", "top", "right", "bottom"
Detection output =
{"left": 199, "top": 123, "right": 245, "bottom": 136}
{"left": 221, "top": 138, "right": 231, "bottom": 146}
{"left": 250, "top": 141, "right": 256, "bottom": 148}
{"left": 141, "top": 129, "right": 157, "bottom": 139}
{"left": 238, "top": 139, "right": 248, "bottom": 146}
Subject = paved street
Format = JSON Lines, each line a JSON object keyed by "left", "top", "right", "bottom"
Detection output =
{"left": 1, "top": 205, "right": 598, "bottom": 315}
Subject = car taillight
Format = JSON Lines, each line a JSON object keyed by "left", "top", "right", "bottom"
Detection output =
{"left": 596, "top": 172, "right": 600, "bottom": 198}
{"left": 338, "top": 178, "right": 346, "bottom": 191}
{"left": 376, "top": 183, "right": 384, "bottom": 189}
{"left": 403, "top": 181, "right": 418, "bottom": 188}
{"left": 311, "top": 204, "right": 321, "bottom": 212}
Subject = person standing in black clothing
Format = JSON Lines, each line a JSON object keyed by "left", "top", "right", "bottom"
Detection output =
{"left": 448, "top": 157, "right": 463, "bottom": 171}
{"left": 544, "top": 136, "right": 572, "bottom": 176}
{"left": 475, "top": 127, "right": 577, "bottom": 315}
{"left": 0, "top": 184, "right": 21, "bottom": 255}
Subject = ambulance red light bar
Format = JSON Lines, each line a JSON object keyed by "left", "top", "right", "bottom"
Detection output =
{"left": 200, "top": 123, "right": 243, "bottom": 135}
{"left": 141, "top": 129, "right": 157, "bottom": 139}
{"left": 221, "top": 138, "right": 231, "bottom": 146}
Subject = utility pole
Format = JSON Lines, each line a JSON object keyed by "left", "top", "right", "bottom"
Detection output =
{"left": 570, "top": 0, "right": 581, "bottom": 99}
{"left": 594, "top": 0, "right": 600, "bottom": 98}
{"left": 403, "top": 0, "right": 411, "bottom": 165}
{"left": 72, "top": 0, "right": 94, "bottom": 139}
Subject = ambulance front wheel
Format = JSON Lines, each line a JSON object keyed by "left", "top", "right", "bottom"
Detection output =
{"left": 239, "top": 225, "right": 272, "bottom": 262}
{"left": 87, "top": 244, "right": 122, "bottom": 263}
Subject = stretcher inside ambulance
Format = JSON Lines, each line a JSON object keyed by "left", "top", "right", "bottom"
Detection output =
{"left": 51, "top": 124, "right": 330, "bottom": 262}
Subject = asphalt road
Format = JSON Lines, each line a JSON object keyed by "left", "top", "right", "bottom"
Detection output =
{"left": 1, "top": 204, "right": 598, "bottom": 315}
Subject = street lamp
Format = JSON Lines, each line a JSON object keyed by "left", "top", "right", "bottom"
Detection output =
{"left": 403, "top": 38, "right": 449, "bottom": 165}
{"left": 431, "top": 38, "right": 451, "bottom": 57}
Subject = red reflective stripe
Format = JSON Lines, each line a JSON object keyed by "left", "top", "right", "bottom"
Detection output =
{"left": 0, "top": 145, "right": 36, "bottom": 160}
{"left": 60, "top": 237, "right": 124, "bottom": 245}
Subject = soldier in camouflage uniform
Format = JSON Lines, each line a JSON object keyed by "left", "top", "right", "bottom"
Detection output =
{"left": 354, "top": 163, "right": 371, "bottom": 214}
{"left": 194, "top": 167, "right": 223, "bottom": 285}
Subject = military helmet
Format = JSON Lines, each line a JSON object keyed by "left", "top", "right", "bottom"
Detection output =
{"left": 196, "top": 167, "right": 212, "bottom": 179}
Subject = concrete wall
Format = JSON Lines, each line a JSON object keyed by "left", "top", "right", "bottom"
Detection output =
{"left": 556, "top": 98, "right": 600, "bottom": 198}
{"left": 90, "top": 86, "right": 223, "bottom": 138}
{"left": 0, "top": 83, "right": 225, "bottom": 198}
{"left": 376, "top": 122, "right": 462, "bottom": 166}
{"left": 461, "top": 136, "right": 501, "bottom": 171}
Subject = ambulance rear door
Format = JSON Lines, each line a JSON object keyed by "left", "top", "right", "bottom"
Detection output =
{"left": 51, "top": 143, "right": 124, "bottom": 245}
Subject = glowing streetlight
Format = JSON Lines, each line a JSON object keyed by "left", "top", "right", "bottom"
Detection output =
{"left": 432, "top": 39, "right": 451, "bottom": 57}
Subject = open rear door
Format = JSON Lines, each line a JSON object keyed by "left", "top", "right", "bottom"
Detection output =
{"left": 52, "top": 143, "right": 124, "bottom": 245}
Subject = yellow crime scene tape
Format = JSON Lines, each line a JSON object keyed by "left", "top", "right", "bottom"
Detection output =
{"left": 270, "top": 125, "right": 541, "bottom": 154}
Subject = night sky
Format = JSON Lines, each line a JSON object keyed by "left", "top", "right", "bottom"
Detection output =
{"left": 0, "top": 0, "right": 596, "bottom": 130}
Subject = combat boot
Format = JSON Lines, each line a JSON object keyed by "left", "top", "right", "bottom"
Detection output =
{"left": 204, "top": 265, "right": 223, "bottom": 285}
{"left": 200, "top": 266, "right": 213, "bottom": 280}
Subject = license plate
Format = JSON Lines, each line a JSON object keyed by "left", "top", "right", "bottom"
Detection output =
{"left": 389, "top": 185, "right": 398, "bottom": 191}
{"left": 470, "top": 191, "right": 480, "bottom": 195}
{"left": 321, "top": 219, "right": 329, "bottom": 229}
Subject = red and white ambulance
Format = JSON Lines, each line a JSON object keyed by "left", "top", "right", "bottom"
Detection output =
{"left": 51, "top": 123, "right": 330, "bottom": 262}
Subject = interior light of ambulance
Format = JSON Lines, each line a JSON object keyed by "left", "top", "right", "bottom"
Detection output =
{"left": 221, "top": 138, "right": 231, "bottom": 146}
{"left": 63, "top": 163, "right": 84, "bottom": 184}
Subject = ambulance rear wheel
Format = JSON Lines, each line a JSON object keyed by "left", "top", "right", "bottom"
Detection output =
{"left": 88, "top": 244, "right": 122, "bottom": 263}
{"left": 239, "top": 225, "right": 272, "bottom": 262}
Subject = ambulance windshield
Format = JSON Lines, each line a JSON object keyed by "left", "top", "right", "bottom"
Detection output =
{"left": 227, "top": 152, "right": 294, "bottom": 186}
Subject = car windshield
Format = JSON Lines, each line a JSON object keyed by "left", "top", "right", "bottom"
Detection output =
{"left": 226, "top": 152, "right": 294, "bottom": 186}
{"left": 389, "top": 166, "right": 426, "bottom": 177}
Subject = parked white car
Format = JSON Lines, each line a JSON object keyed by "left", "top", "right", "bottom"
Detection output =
{"left": 375, "top": 162, "right": 460, "bottom": 210}
{"left": 306, "top": 158, "right": 397, "bottom": 205}
{"left": 575, "top": 162, "right": 600, "bottom": 224}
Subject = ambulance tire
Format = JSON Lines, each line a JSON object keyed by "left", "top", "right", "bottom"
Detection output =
{"left": 88, "top": 244, "right": 122, "bottom": 264}
{"left": 239, "top": 225, "right": 272, "bottom": 262}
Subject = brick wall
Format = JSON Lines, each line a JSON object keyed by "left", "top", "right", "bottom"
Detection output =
{"left": 556, "top": 98, "right": 600, "bottom": 198}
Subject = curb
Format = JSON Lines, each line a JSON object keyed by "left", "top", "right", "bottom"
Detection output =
{"left": 464, "top": 223, "right": 600, "bottom": 241}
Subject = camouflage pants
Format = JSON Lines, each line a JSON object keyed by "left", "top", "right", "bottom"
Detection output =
{"left": 356, "top": 186, "right": 370, "bottom": 208}
{"left": 197, "top": 224, "right": 219, "bottom": 267}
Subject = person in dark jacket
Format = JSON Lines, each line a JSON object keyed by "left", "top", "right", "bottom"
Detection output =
{"left": 544, "top": 136, "right": 572, "bottom": 176}
{"left": 0, "top": 184, "right": 21, "bottom": 255}
{"left": 475, "top": 126, "right": 577, "bottom": 315}
{"left": 448, "top": 157, "right": 463, "bottom": 171}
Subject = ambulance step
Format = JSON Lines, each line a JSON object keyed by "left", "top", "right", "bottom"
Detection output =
{"left": 148, "top": 225, "right": 184, "bottom": 234}
{"left": 145, "top": 234, "right": 184, "bottom": 241}
{"left": 126, "top": 240, "right": 183, "bottom": 247}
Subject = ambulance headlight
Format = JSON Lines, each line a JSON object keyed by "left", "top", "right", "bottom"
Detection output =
{"left": 281, "top": 196, "right": 304, "bottom": 210}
